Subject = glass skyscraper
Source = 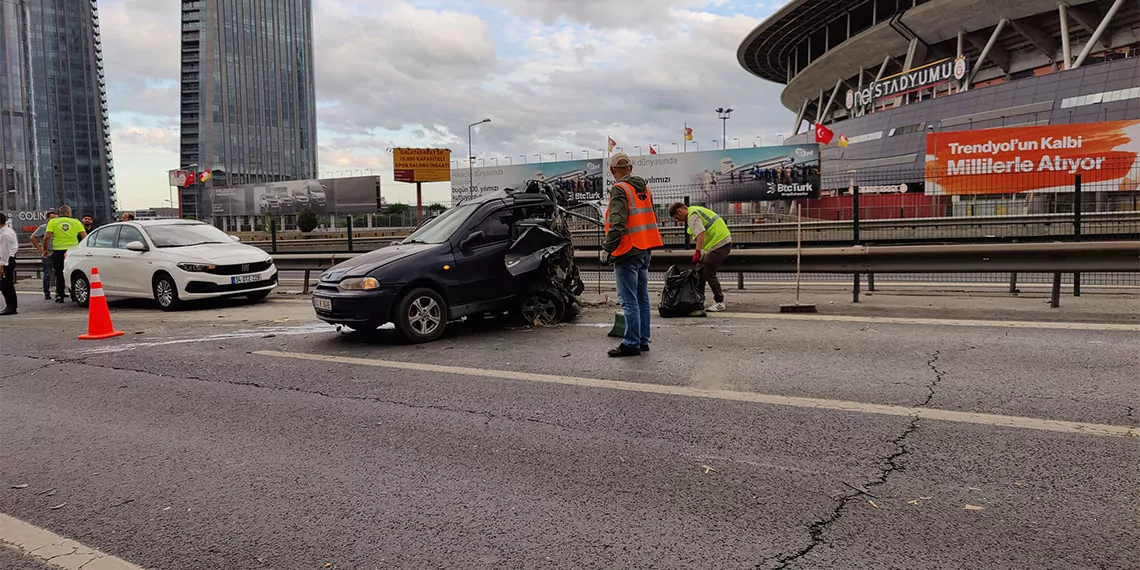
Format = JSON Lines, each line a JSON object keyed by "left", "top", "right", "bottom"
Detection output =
{"left": 0, "top": 0, "right": 115, "bottom": 221}
{"left": 180, "top": 0, "right": 317, "bottom": 202}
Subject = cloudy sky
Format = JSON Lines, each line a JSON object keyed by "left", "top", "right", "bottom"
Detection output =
{"left": 102, "top": 0, "right": 792, "bottom": 208}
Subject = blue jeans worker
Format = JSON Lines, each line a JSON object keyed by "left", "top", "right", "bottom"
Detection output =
{"left": 602, "top": 153, "right": 664, "bottom": 357}
{"left": 29, "top": 211, "right": 58, "bottom": 299}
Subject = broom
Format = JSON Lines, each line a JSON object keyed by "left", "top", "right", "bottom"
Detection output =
{"left": 780, "top": 203, "right": 817, "bottom": 313}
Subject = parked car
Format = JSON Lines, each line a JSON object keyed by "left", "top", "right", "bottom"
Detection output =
{"left": 312, "top": 182, "right": 584, "bottom": 343}
{"left": 64, "top": 220, "right": 278, "bottom": 311}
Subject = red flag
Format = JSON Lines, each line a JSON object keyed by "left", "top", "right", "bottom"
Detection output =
{"left": 814, "top": 123, "right": 834, "bottom": 145}
{"left": 649, "top": 147, "right": 657, "bottom": 155}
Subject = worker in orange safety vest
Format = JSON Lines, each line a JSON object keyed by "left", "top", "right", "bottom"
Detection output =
{"left": 603, "top": 152, "right": 664, "bottom": 357}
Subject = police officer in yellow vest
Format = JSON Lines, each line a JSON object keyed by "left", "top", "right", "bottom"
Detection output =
{"left": 668, "top": 202, "right": 732, "bottom": 312}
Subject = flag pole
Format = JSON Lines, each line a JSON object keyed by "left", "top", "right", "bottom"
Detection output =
{"left": 683, "top": 123, "right": 687, "bottom": 153}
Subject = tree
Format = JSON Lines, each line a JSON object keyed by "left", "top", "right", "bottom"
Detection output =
{"left": 386, "top": 202, "right": 410, "bottom": 216}
{"left": 296, "top": 209, "right": 319, "bottom": 233}
{"left": 426, "top": 203, "right": 448, "bottom": 214}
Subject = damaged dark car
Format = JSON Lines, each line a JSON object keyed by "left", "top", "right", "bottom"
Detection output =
{"left": 312, "top": 181, "right": 586, "bottom": 343}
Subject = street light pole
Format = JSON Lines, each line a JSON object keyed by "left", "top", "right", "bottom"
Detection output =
{"left": 733, "top": 137, "right": 739, "bottom": 148}
{"left": 582, "top": 149, "right": 590, "bottom": 159}
{"left": 634, "top": 145, "right": 641, "bottom": 156}
{"left": 468, "top": 118, "right": 491, "bottom": 208}
{"left": 491, "top": 157, "right": 498, "bottom": 166}
{"left": 535, "top": 153, "right": 542, "bottom": 163}
{"left": 506, "top": 156, "right": 512, "bottom": 165}
{"left": 693, "top": 141, "right": 699, "bottom": 151}
{"left": 716, "top": 107, "right": 734, "bottom": 145}
{"left": 519, "top": 155, "right": 526, "bottom": 164}
{"left": 713, "top": 139, "right": 719, "bottom": 149}
{"left": 671, "top": 143, "right": 678, "bottom": 153}
{"left": 566, "top": 151, "right": 573, "bottom": 161}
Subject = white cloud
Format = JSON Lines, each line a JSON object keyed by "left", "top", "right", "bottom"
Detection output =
{"left": 100, "top": 0, "right": 789, "bottom": 209}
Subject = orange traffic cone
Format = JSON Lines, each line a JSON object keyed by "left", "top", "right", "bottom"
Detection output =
{"left": 79, "top": 268, "right": 124, "bottom": 340}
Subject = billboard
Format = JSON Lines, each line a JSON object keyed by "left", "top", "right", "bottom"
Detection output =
{"left": 450, "top": 159, "right": 605, "bottom": 204}
{"left": 925, "top": 120, "right": 1140, "bottom": 195}
{"left": 602, "top": 145, "right": 822, "bottom": 202}
{"left": 206, "top": 176, "right": 381, "bottom": 217}
{"left": 394, "top": 148, "right": 451, "bottom": 183}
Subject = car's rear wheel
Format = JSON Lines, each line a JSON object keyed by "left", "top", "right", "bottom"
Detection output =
{"left": 246, "top": 290, "right": 271, "bottom": 302}
{"left": 516, "top": 287, "right": 565, "bottom": 326}
{"left": 71, "top": 273, "right": 90, "bottom": 308}
{"left": 394, "top": 287, "right": 446, "bottom": 343}
{"left": 153, "top": 273, "right": 182, "bottom": 311}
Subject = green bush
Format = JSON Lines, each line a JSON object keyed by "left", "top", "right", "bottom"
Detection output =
{"left": 297, "top": 209, "right": 319, "bottom": 233}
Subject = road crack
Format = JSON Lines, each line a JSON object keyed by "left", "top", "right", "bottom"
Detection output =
{"left": 759, "top": 352, "right": 943, "bottom": 569}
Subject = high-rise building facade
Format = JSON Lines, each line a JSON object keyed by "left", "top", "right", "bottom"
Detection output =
{"left": 0, "top": 0, "right": 115, "bottom": 222}
{"left": 180, "top": 0, "right": 317, "bottom": 203}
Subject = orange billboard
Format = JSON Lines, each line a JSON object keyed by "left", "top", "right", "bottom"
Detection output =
{"left": 925, "top": 120, "right": 1140, "bottom": 195}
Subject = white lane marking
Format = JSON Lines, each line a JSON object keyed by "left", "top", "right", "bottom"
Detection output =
{"left": 255, "top": 350, "right": 1139, "bottom": 439}
{"left": 0, "top": 513, "right": 148, "bottom": 570}
{"left": 80, "top": 323, "right": 335, "bottom": 355}
{"left": 717, "top": 312, "right": 1140, "bottom": 331}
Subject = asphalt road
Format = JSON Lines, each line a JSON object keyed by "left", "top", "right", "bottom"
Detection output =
{"left": 1, "top": 294, "right": 1137, "bottom": 569}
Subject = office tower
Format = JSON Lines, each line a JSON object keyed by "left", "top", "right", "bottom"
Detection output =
{"left": 179, "top": 0, "right": 318, "bottom": 196}
{"left": 0, "top": 0, "right": 115, "bottom": 221}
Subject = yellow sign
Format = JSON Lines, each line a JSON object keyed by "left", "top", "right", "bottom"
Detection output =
{"left": 393, "top": 148, "right": 451, "bottom": 183}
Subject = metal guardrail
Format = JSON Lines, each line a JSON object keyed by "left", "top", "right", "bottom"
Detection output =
{"left": 16, "top": 242, "right": 1137, "bottom": 308}
{"left": 241, "top": 211, "right": 1140, "bottom": 253}
{"left": 270, "top": 241, "right": 1138, "bottom": 308}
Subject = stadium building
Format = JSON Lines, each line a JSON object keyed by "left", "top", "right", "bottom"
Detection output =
{"left": 738, "top": 0, "right": 1140, "bottom": 211}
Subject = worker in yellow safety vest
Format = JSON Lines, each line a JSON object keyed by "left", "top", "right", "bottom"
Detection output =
{"left": 669, "top": 202, "right": 733, "bottom": 312}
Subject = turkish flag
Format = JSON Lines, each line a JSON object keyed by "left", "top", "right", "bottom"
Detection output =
{"left": 814, "top": 123, "right": 834, "bottom": 145}
{"left": 649, "top": 147, "right": 657, "bottom": 155}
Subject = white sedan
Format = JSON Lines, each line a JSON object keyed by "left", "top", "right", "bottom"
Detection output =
{"left": 64, "top": 219, "right": 277, "bottom": 311}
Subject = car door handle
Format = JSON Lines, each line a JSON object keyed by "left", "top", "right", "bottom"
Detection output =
{"left": 112, "top": 255, "right": 122, "bottom": 259}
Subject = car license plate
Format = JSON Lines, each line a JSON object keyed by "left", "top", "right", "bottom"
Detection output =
{"left": 313, "top": 297, "right": 332, "bottom": 311}
{"left": 231, "top": 274, "right": 259, "bottom": 285}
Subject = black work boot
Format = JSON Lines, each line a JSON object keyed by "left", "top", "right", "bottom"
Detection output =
{"left": 607, "top": 343, "right": 641, "bottom": 358}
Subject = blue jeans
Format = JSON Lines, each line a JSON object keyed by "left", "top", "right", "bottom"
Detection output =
{"left": 41, "top": 255, "right": 53, "bottom": 297}
{"left": 614, "top": 249, "right": 652, "bottom": 348}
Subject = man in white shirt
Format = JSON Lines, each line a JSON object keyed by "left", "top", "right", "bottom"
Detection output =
{"left": 0, "top": 213, "right": 19, "bottom": 315}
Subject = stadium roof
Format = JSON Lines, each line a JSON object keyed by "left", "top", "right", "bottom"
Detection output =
{"left": 737, "top": 0, "right": 867, "bottom": 84}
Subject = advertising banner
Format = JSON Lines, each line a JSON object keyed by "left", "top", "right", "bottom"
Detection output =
{"left": 450, "top": 159, "right": 605, "bottom": 204}
{"left": 602, "top": 145, "right": 822, "bottom": 202}
{"left": 206, "top": 176, "right": 381, "bottom": 217}
{"left": 925, "top": 120, "right": 1140, "bottom": 195}
{"left": 394, "top": 148, "right": 451, "bottom": 183}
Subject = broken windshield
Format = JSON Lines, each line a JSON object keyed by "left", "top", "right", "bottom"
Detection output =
{"left": 402, "top": 203, "right": 479, "bottom": 244}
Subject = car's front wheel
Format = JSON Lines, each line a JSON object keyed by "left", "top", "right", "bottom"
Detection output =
{"left": 394, "top": 287, "right": 447, "bottom": 343}
{"left": 71, "top": 272, "right": 91, "bottom": 308}
{"left": 153, "top": 273, "right": 182, "bottom": 311}
{"left": 515, "top": 286, "right": 565, "bottom": 326}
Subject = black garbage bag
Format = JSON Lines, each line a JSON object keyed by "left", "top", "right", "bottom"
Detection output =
{"left": 659, "top": 265, "right": 707, "bottom": 318}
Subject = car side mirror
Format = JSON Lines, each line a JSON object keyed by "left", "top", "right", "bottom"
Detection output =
{"left": 460, "top": 230, "right": 486, "bottom": 250}
{"left": 125, "top": 241, "right": 148, "bottom": 252}
{"left": 230, "top": 235, "right": 241, "bottom": 242}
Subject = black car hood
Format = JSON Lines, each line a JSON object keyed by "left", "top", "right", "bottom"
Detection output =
{"left": 504, "top": 225, "right": 571, "bottom": 276}
{"left": 322, "top": 243, "right": 440, "bottom": 280}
